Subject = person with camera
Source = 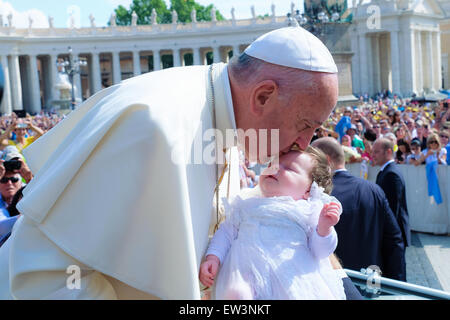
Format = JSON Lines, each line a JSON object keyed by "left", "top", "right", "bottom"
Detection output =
{"left": 0, "top": 147, "right": 33, "bottom": 248}
{"left": 0, "top": 148, "right": 33, "bottom": 221}
{"left": 0, "top": 117, "right": 44, "bottom": 153}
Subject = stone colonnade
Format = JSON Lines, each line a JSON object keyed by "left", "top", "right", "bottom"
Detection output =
{"left": 0, "top": 43, "right": 247, "bottom": 115}
{"left": 352, "top": 28, "right": 441, "bottom": 97}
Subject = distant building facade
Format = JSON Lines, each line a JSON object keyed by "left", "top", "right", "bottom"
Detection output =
{"left": 0, "top": 1, "right": 447, "bottom": 115}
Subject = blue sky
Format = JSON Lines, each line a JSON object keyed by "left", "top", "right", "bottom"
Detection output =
{"left": 1, "top": 0, "right": 317, "bottom": 28}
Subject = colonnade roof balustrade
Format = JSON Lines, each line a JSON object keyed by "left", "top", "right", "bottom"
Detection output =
{"left": 0, "top": 16, "right": 287, "bottom": 40}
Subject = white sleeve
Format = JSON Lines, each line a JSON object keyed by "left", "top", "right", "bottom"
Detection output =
{"left": 309, "top": 227, "right": 338, "bottom": 260}
{"left": 440, "top": 148, "right": 447, "bottom": 164}
{"left": 205, "top": 218, "right": 236, "bottom": 265}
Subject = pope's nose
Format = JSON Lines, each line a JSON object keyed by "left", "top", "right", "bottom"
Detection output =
{"left": 294, "top": 136, "right": 311, "bottom": 151}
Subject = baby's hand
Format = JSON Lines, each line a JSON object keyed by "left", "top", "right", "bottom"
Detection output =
{"left": 317, "top": 202, "right": 341, "bottom": 237}
{"left": 199, "top": 255, "right": 220, "bottom": 288}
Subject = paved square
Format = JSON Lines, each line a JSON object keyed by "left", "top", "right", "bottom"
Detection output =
{"left": 405, "top": 232, "right": 450, "bottom": 292}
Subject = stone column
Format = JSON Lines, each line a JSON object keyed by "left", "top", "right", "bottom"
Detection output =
{"left": 112, "top": 51, "right": 121, "bottom": 84}
{"left": 192, "top": 47, "right": 201, "bottom": 65}
{"left": 91, "top": 52, "right": 102, "bottom": 94}
{"left": 351, "top": 34, "right": 361, "bottom": 94}
{"left": 358, "top": 33, "right": 369, "bottom": 94}
{"left": 73, "top": 52, "right": 83, "bottom": 102}
{"left": 0, "top": 55, "right": 12, "bottom": 115}
{"left": 153, "top": 50, "right": 161, "bottom": 71}
{"left": 366, "top": 35, "right": 373, "bottom": 95}
{"left": 433, "top": 31, "right": 442, "bottom": 91}
{"left": 373, "top": 34, "right": 382, "bottom": 93}
{"left": 407, "top": 30, "right": 417, "bottom": 95}
{"left": 390, "top": 30, "right": 400, "bottom": 94}
{"left": 132, "top": 51, "right": 141, "bottom": 76}
{"left": 9, "top": 54, "right": 23, "bottom": 110}
{"left": 173, "top": 48, "right": 181, "bottom": 67}
{"left": 28, "top": 54, "right": 41, "bottom": 113}
{"left": 49, "top": 54, "right": 58, "bottom": 103}
{"left": 425, "top": 31, "right": 435, "bottom": 91}
{"left": 416, "top": 30, "right": 423, "bottom": 94}
{"left": 213, "top": 46, "right": 220, "bottom": 63}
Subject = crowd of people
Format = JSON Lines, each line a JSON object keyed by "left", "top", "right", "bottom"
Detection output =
{"left": 314, "top": 96, "right": 450, "bottom": 167}
{"left": 239, "top": 96, "right": 450, "bottom": 188}
{"left": 0, "top": 111, "right": 65, "bottom": 246}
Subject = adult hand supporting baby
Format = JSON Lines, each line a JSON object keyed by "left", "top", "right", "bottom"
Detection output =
{"left": 317, "top": 202, "right": 341, "bottom": 237}
{"left": 199, "top": 255, "right": 220, "bottom": 287}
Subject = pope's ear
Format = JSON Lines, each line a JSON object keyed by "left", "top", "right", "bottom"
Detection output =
{"left": 249, "top": 80, "right": 278, "bottom": 117}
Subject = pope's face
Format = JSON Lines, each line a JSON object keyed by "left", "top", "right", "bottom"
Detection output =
{"left": 275, "top": 73, "right": 338, "bottom": 158}
{"left": 238, "top": 72, "right": 338, "bottom": 165}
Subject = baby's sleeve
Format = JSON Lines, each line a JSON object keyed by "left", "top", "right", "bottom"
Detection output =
{"left": 309, "top": 227, "right": 338, "bottom": 260}
{"left": 205, "top": 197, "right": 240, "bottom": 265}
{"left": 205, "top": 219, "right": 235, "bottom": 265}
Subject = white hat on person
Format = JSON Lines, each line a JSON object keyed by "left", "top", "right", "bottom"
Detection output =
{"left": 244, "top": 26, "right": 338, "bottom": 73}
{"left": 1, "top": 146, "right": 24, "bottom": 161}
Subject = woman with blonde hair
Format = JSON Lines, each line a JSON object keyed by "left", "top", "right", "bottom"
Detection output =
{"left": 419, "top": 133, "right": 447, "bottom": 165}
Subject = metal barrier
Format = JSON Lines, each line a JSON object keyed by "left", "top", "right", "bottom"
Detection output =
{"left": 346, "top": 163, "right": 450, "bottom": 234}
{"left": 345, "top": 268, "right": 450, "bottom": 300}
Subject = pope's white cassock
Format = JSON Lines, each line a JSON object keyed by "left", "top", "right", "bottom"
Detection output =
{"left": 0, "top": 62, "right": 241, "bottom": 299}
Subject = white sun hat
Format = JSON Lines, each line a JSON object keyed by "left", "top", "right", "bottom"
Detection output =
{"left": 244, "top": 26, "right": 338, "bottom": 74}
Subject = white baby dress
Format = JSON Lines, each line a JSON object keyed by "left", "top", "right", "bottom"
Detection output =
{"left": 207, "top": 183, "right": 346, "bottom": 300}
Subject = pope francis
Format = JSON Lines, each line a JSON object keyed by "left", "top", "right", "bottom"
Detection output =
{"left": 0, "top": 26, "right": 339, "bottom": 299}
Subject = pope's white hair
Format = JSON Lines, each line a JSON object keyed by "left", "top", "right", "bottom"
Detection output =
{"left": 228, "top": 53, "right": 321, "bottom": 105}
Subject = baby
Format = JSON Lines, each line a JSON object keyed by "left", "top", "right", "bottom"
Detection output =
{"left": 199, "top": 146, "right": 345, "bottom": 300}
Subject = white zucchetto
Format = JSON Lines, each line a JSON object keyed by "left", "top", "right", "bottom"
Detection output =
{"left": 244, "top": 27, "right": 338, "bottom": 74}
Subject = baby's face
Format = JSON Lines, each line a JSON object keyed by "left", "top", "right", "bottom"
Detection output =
{"left": 259, "top": 151, "right": 313, "bottom": 201}
{"left": 341, "top": 137, "right": 350, "bottom": 146}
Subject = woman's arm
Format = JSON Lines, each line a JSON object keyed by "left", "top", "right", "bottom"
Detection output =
{"left": 0, "top": 120, "right": 16, "bottom": 147}
{"left": 26, "top": 118, "right": 44, "bottom": 139}
{"left": 439, "top": 150, "right": 447, "bottom": 165}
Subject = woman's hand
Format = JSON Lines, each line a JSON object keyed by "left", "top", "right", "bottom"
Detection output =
{"left": 15, "top": 158, "right": 33, "bottom": 183}
{"left": 0, "top": 160, "right": 5, "bottom": 180}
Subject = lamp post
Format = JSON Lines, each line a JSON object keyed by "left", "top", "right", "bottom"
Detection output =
{"left": 57, "top": 47, "right": 87, "bottom": 110}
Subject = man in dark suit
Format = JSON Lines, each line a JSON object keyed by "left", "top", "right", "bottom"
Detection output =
{"left": 372, "top": 138, "right": 411, "bottom": 248}
{"left": 312, "top": 137, "right": 406, "bottom": 281}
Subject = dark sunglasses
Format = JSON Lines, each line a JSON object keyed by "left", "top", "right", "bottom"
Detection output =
{"left": 440, "top": 135, "right": 449, "bottom": 139}
{"left": 429, "top": 141, "right": 438, "bottom": 145}
{"left": 0, "top": 177, "right": 20, "bottom": 184}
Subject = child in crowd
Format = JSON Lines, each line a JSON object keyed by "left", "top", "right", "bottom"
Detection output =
{"left": 199, "top": 147, "right": 345, "bottom": 300}
{"left": 340, "top": 135, "right": 361, "bottom": 163}
{"left": 406, "top": 139, "right": 422, "bottom": 165}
